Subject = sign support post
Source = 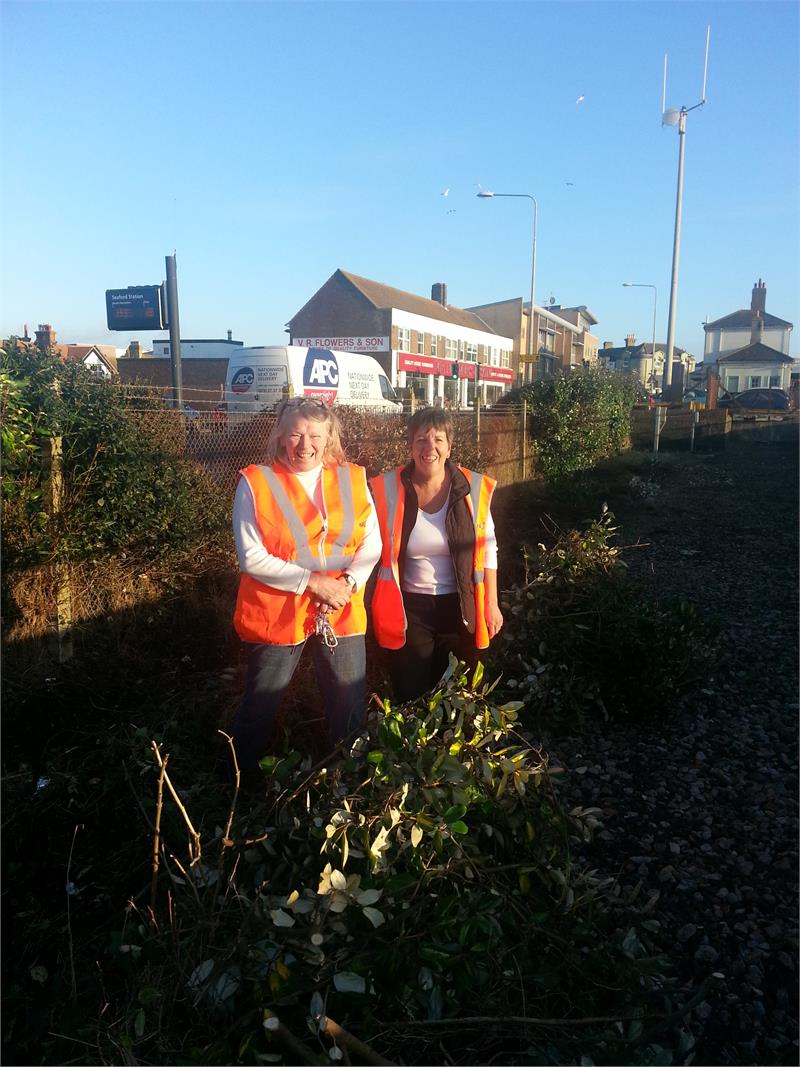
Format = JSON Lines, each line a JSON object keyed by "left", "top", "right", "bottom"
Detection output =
{"left": 165, "top": 254, "right": 183, "bottom": 408}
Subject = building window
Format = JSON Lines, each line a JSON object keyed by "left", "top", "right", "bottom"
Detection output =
{"left": 466, "top": 342, "right": 477, "bottom": 362}
{"left": 445, "top": 338, "right": 457, "bottom": 359}
{"left": 748, "top": 375, "right": 761, "bottom": 388}
{"left": 538, "top": 324, "right": 556, "bottom": 352}
{"left": 417, "top": 331, "right": 425, "bottom": 355}
{"left": 430, "top": 335, "right": 438, "bottom": 357}
{"left": 500, "top": 349, "right": 511, "bottom": 368}
{"left": 727, "top": 375, "right": 739, "bottom": 392}
{"left": 397, "top": 326, "right": 411, "bottom": 352}
{"left": 769, "top": 375, "right": 780, "bottom": 387}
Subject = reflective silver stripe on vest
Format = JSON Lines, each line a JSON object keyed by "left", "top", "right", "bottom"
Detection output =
{"left": 465, "top": 469, "right": 485, "bottom": 586}
{"left": 259, "top": 467, "right": 317, "bottom": 571}
{"left": 332, "top": 464, "right": 356, "bottom": 554}
{"left": 467, "top": 469, "right": 483, "bottom": 523}
{"left": 382, "top": 471, "right": 401, "bottom": 564}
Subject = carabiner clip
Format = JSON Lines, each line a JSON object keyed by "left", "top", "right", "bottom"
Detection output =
{"left": 314, "top": 610, "right": 338, "bottom": 653}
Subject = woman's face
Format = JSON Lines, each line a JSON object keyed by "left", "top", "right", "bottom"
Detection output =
{"left": 409, "top": 424, "right": 451, "bottom": 479}
{"left": 281, "top": 415, "right": 329, "bottom": 472}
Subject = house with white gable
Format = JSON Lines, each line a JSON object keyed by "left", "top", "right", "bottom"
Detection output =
{"left": 704, "top": 280, "right": 793, "bottom": 393}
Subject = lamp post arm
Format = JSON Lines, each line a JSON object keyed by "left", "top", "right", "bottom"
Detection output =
{"left": 478, "top": 191, "right": 538, "bottom": 367}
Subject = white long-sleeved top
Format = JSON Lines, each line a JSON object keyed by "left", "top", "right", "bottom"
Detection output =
{"left": 233, "top": 464, "right": 382, "bottom": 595}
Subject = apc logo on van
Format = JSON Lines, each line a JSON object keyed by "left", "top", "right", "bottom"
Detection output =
{"left": 303, "top": 348, "right": 339, "bottom": 397}
{"left": 231, "top": 366, "right": 255, "bottom": 393}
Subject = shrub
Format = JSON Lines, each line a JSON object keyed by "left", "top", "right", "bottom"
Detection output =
{"left": 1, "top": 339, "right": 230, "bottom": 568}
{"left": 496, "top": 510, "right": 717, "bottom": 723}
{"left": 101, "top": 661, "right": 681, "bottom": 1066}
{"left": 509, "top": 369, "right": 638, "bottom": 485}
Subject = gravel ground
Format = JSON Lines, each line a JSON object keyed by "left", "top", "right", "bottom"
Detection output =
{"left": 509, "top": 442, "right": 798, "bottom": 1066}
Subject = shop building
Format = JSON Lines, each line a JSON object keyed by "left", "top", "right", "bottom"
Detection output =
{"left": 287, "top": 269, "right": 515, "bottom": 407}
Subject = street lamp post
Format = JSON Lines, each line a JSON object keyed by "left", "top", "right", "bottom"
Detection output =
{"left": 661, "top": 25, "right": 710, "bottom": 395}
{"left": 477, "top": 191, "right": 537, "bottom": 378}
{"left": 623, "top": 282, "right": 658, "bottom": 390}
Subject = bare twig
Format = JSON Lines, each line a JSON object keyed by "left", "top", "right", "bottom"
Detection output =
{"left": 273, "top": 1022, "right": 320, "bottom": 1064}
{"left": 389, "top": 1009, "right": 678, "bottom": 1029}
{"left": 320, "top": 1017, "right": 396, "bottom": 1066}
{"left": 65, "top": 823, "right": 83, "bottom": 1002}
{"left": 150, "top": 754, "right": 167, "bottom": 910}
{"left": 150, "top": 740, "right": 201, "bottom": 863}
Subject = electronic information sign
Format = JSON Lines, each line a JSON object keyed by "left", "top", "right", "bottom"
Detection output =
{"left": 106, "top": 286, "right": 166, "bottom": 331}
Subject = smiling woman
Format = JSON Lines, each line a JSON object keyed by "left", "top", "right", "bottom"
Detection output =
{"left": 228, "top": 398, "right": 381, "bottom": 774}
{"left": 369, "top": 408, "right": 503, "bottom": 704}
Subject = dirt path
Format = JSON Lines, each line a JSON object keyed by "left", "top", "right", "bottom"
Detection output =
{"left": 495, "top": 442, "right": 799, "bottom": 1066}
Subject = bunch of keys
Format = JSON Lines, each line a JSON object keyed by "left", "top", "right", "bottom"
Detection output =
{"left": 314, "top": 609, "right": 338, "bottom": 652}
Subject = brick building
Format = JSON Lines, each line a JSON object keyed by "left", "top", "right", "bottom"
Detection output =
{"left": 287, "top": 269, "right": 515, "bottom": 407}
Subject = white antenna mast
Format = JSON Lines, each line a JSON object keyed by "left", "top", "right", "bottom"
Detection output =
{"left": 659, "top": 25, "right": 711, "bottom": 396}
{"left": 700, "top": 24, "right": 710, "bottom": 103}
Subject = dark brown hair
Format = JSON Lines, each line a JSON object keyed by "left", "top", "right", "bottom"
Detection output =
{"left": 406, "top": 407, "right": 453, "bottom": 445}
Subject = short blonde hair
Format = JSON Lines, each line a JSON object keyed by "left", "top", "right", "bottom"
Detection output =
{"left": 265, "top": 398, "right": 346, "bottom": 466}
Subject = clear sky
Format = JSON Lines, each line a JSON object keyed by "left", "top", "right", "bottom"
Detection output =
{"left": 2, "top": 0, "right": 798, "bottom": 360}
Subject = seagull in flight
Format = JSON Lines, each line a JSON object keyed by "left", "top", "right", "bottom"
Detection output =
{"left": 441, "top": 188, "right": 450, "bottom": 198}
{"left": 576, "top": 94, "right": 585, "bottom": 104}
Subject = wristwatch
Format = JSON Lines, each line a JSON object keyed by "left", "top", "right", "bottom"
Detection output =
{"left": 342, "top": 572, "right": 357, "bottom": 592}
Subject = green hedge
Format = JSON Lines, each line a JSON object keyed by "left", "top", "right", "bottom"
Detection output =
{"left": 1, "top": 339, "right": 230, "bottom": 568}
{"left": 512, "top": 368, "right": 638, "bottom": 484}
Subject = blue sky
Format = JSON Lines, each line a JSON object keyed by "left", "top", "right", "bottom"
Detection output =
{"left": 2, "top": 0, "right": 798, "bottom": 360}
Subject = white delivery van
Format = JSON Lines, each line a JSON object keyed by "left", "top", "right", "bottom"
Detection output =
{"left": 224, "top": 346, "right": 400, "bottom": 415}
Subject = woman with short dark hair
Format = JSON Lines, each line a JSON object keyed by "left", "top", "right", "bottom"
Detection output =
{"left": 370, "top": 408, "right": 503, "bottom": 703}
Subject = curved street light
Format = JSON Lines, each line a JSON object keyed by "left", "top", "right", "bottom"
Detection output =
{"left": 477, "top": 190, "right": 538, "bottom": 376}
{"left": 623, "top": 282, "right": 658, "bottom": 391}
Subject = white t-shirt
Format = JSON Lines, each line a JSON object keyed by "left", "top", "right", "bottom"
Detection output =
{"left": 401, "top": 494, "right": 498, "bottom": 595}
{"left": 233, "top": 463, "right": 381, "bottom": 594}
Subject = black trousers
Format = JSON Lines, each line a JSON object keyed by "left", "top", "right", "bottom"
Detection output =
{"left": 386, "top": 592, "right": 477, "bottom": 704}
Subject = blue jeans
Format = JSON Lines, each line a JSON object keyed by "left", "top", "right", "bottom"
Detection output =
{"left": 230, "top": 635, "right": 366, "bottom": 774}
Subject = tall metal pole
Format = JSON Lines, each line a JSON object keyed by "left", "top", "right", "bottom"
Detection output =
{"left": 165, "top": 253, "right": 183, "bottom": 408}
{"left": 623, "top": 283, "right": 658, "bottom": 389}
{"left": 528, "top": 197, "right": 537, "bottom": 364}
{"left": 663, "top": 110, "right": 686, "bottom": 395}
{"left": 477, "top": 191, "right": 537, "bottom": 378}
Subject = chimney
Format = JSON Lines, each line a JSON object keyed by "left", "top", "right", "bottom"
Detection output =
{"left": 625, "top": 334, "right": 636, "bottom": 348}
{"left": 23, "top": 323, "right": 30, "bottom": 341}
{"left": 227, "top": 329, "right": 232, "bottom": 341}
{"left": 431, "top": 282, "right": 448, "bottom": 307}
{"left": 751, "top": 278, "right": 766, "bottom": 315}
{"left": 603, "top": 341, "right": 614, "bottom": 349}
{"left": 35, "top": 324, "right": 55, "bottom": 351}
{"left": 128, "top": 340, "right": 141, "bottom": 359}
{"left": 751, "top": 309, "right": 764, "bottom": 345}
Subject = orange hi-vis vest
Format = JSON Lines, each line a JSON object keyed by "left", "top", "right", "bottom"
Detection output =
{"left": 369, "top": 465, "right": 496, "bottom": 651}
{"left": 233, "top": 461, "right": 372, "bottom": 646}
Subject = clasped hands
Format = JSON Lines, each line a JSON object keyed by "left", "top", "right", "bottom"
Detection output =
{"left": 306, "top": 572, "right": 353, "bottom": 615}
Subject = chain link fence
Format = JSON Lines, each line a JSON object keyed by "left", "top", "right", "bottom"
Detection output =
{"left": 130, "top": 399, "right": 529, "bottom": 491}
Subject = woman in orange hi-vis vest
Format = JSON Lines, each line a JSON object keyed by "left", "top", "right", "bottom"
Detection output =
{"left": 369, "top": 408, "right": 503, "bottom": 704}
{"left": 230, "top": 398, "right": 381, "bottom": 776}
